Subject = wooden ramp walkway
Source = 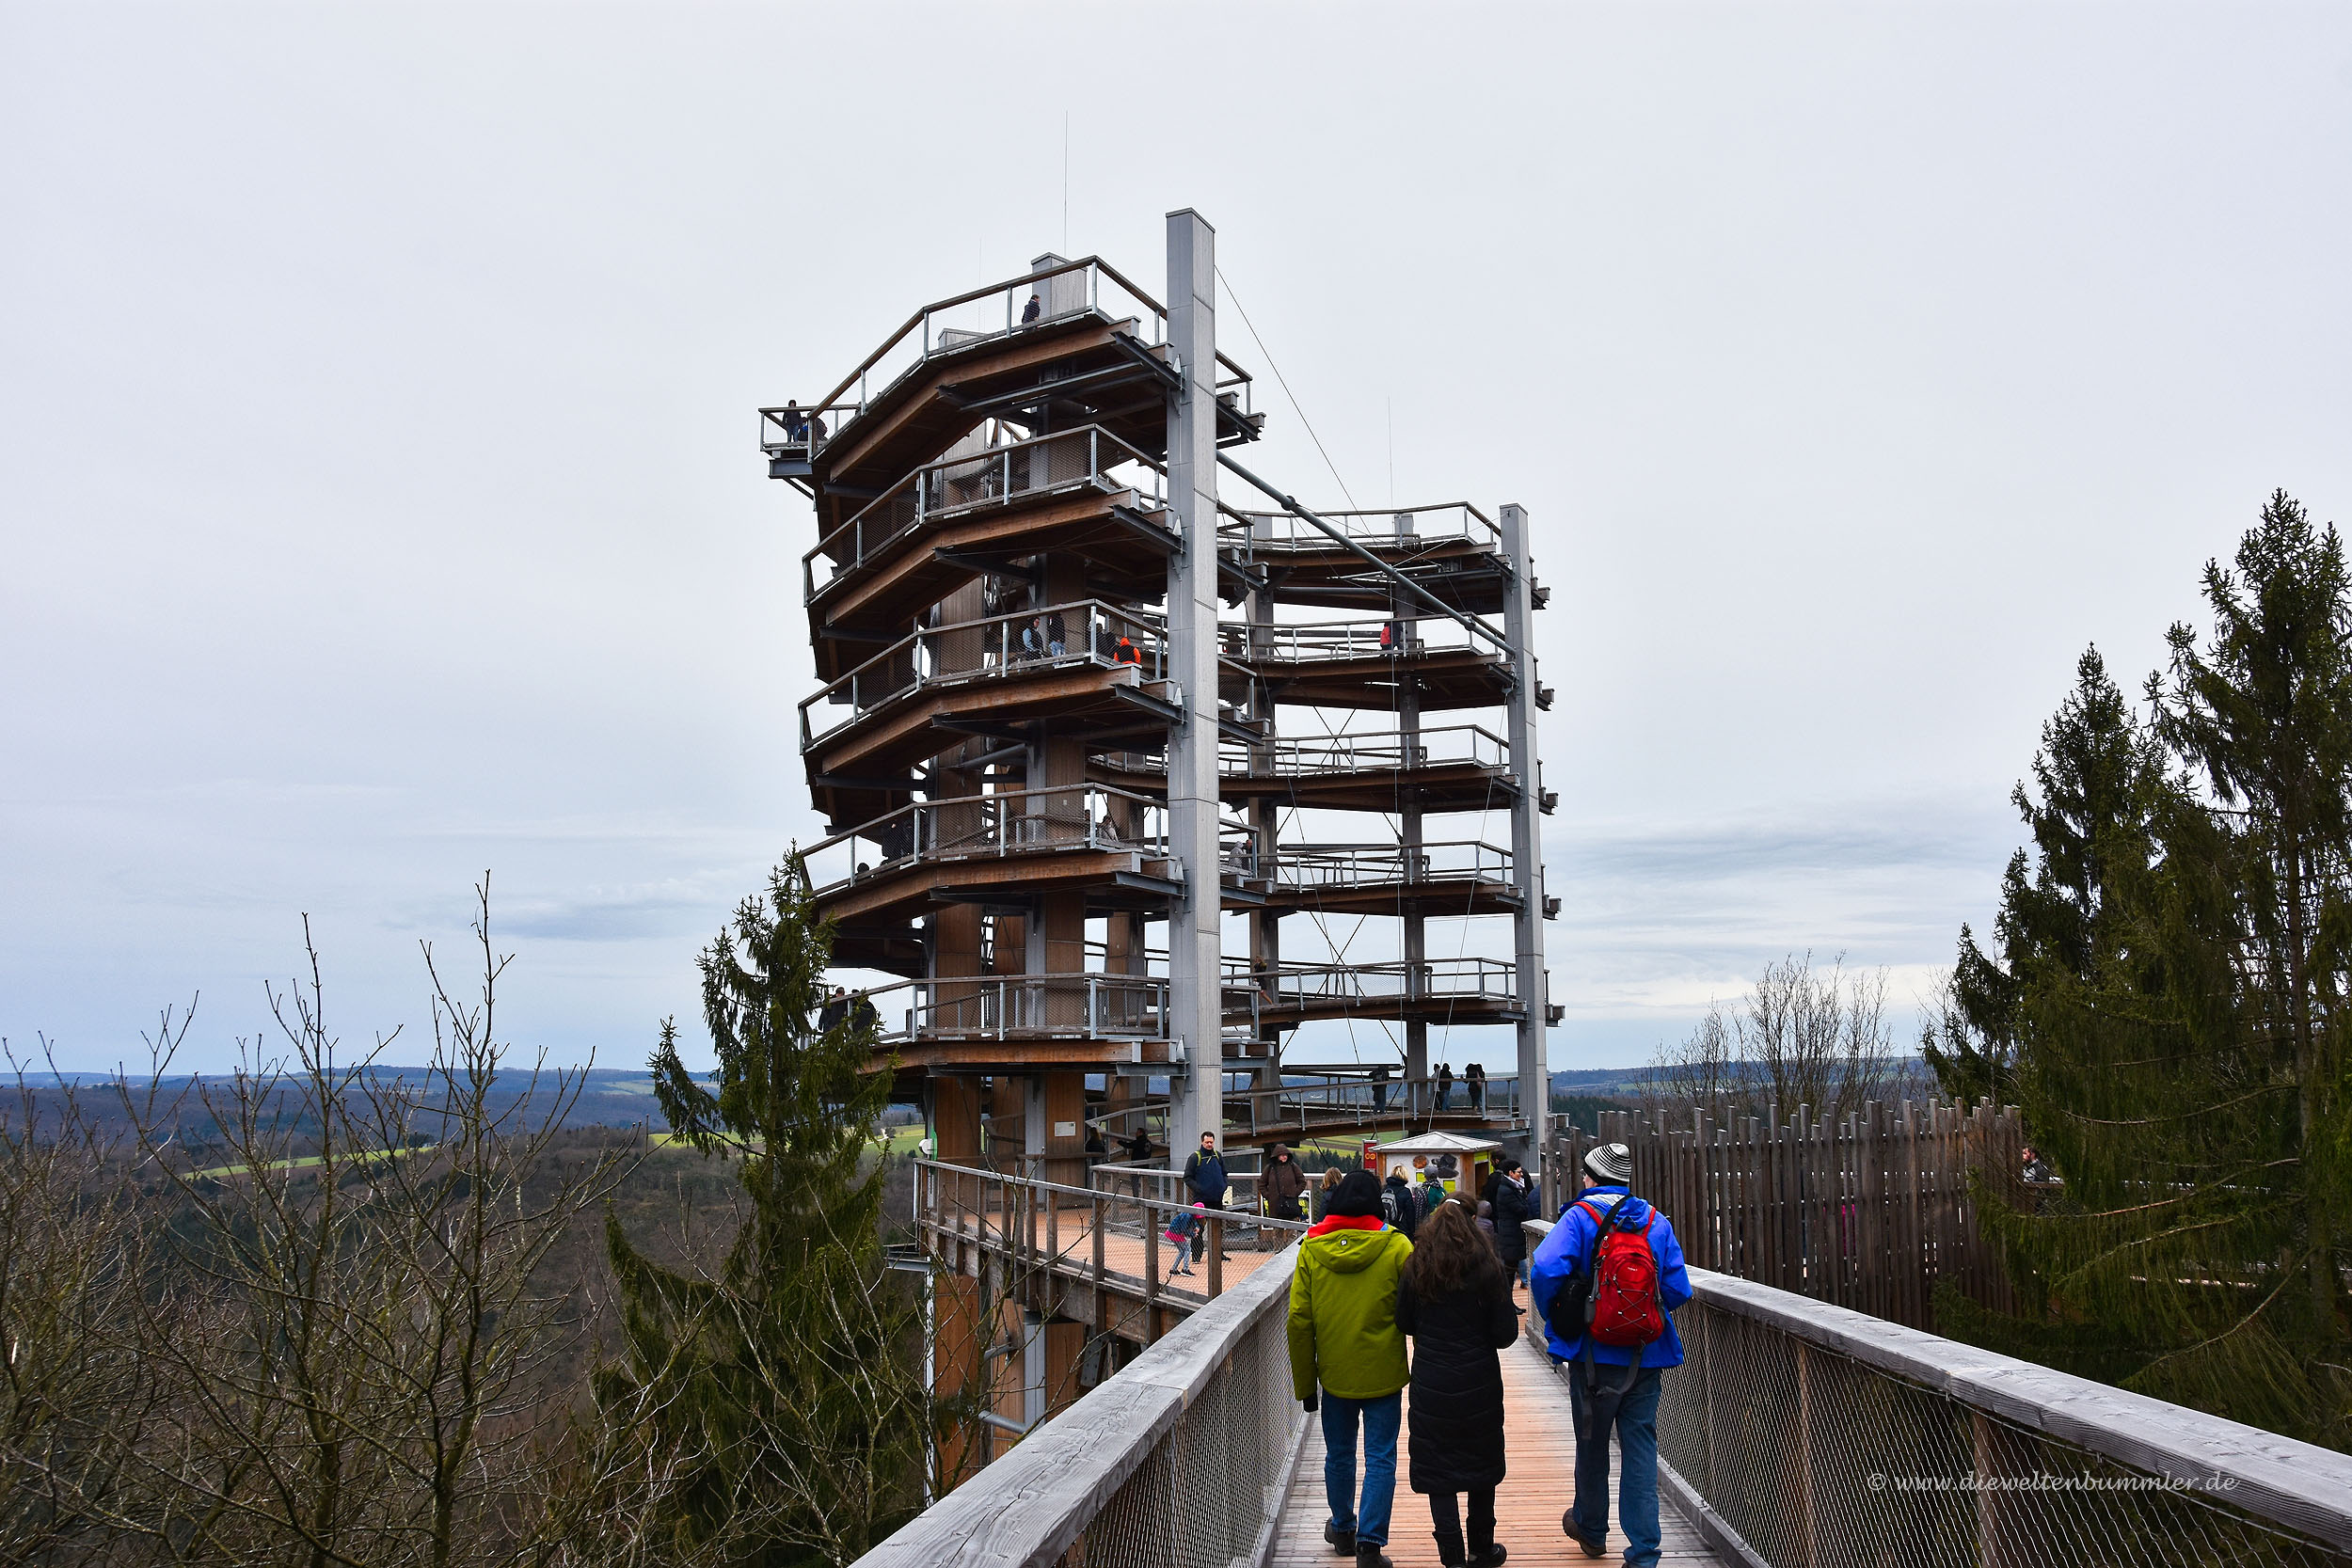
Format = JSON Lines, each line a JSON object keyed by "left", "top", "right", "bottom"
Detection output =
{"left": 1269, "top": 1331, "right": 1725, "bottom": 1567}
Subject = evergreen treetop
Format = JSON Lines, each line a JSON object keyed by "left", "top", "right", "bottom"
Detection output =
{"left": 593, "top": 857, "right": 929, "bottom": 1566}
{"left": 1936, "top": 491, "right": 2352, "bottom": 1450}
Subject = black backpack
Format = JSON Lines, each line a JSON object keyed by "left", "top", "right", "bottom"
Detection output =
{"left": 1381, "top": 1183, "right": 1418, "bottom": 1235}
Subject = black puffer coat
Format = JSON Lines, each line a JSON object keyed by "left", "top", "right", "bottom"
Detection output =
{"left": 1394, "top": 1268, "right": 1519, "bottom": 1493}
{"left": 1492, "top": 1176, "right": 1531, "bottom": 1264}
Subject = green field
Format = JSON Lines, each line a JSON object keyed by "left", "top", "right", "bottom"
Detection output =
{"left": 188, "top": 1144, "right": 432, "bottom": 1180}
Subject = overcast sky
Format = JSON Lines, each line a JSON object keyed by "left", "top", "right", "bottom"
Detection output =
{"left": 6, "top": 3, "right": 2349, "bottom": 1076}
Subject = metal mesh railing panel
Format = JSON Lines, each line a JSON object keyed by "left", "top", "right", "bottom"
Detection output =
{"left": 1063, "top": 1303, "right": 1303, "bottom": 1568}
{"left": 1669, "top": 1296, "right": 2352, "bottom": 1568}
{"left": 1064, "top": 1438, "right": 1172, "bottom": 1568}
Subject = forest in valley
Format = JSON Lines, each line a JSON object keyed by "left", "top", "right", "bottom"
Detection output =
{"left": 1, "top": 869, "right": 941, "bottom": 1568}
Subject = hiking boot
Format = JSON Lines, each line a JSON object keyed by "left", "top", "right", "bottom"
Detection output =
{"left": 1563, "top": 1511, "right": 1605, "bottom": 1559}
{"left": 1355, "top": 1544, "right": 1392, "bottom": 1568}
{"left": 1323, "top": 1524, "right": 1355, "bottom": 1557}
{"left": 1467, "top": 1546, "right": 1508, "bottom": 1568}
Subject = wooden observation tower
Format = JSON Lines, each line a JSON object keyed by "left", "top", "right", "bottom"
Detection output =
{"left": 763, "top": 210, "right": 1556, "bottom": 1222}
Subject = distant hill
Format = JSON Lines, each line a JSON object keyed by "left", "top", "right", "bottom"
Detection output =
{"left": 1549, "top": 1056, "right": 1933, "bottom": 1104}
{"left": 12, "top": 1065, "right": 678, "bottom": 1144}
{"left": 1549, "top": 1065, "right": 1650, "bottom": 1097}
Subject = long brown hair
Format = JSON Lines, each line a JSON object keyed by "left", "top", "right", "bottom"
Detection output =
{"left": 1401, "top": 1193, "right": 1502, "bottom": 1296}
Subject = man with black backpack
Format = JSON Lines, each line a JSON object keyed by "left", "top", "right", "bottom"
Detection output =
{"left": 1528, "top": 1143, "right": 1691, "bottom": 1568}
{"left": 1380, "top": 1168, "right": 1421, "bottom": 1238}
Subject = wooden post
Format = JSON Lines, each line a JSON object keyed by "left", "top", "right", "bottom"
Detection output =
{"left": 1091, "top": 1193, "right": 1105, "bottom": 1282}
{"left": 1690, "top": 1106, "right": 1709, "bottom": 1271}
{"left": 1708, "top": 1119, "right": 1725, "bottom": 1273}
{"left": 1207, "top": 1215, "right": 1225, "bottom": 1298}
{"left": 1838, "top": 1109, "right": 1855, "bottom": 1307}
{"left": 1747, "top": 1110, "right": 1764, "bottom": 1285}
{"left": 1901, "top": 1099, "right": 1925, "bottom": 1329}
{"left": 1022, "top": 1180, "right": 1037, "bottom": 1293}
{"left": 1996, "top": 1102, "right": 2023, "bottom": 1313}
{"left": 1972, "top": 1409, "right": 2011, "bottom": 1568}
{"left": 1808, "top": 1110, "right": 1830, "bottom": 1304}
{"left": 1090, "top": 1192, "right": 1107, "bottom": 1347}
{"left": 1933, "top": 1101, "right": 1955, "bottom": 1310}
{"left": 1144, "top": 1207, "right": 1161, "bottom": 1321}
{"left": 932, "top": 1270, "right": 984, "bottom": 1489}
{"left": 1860, "top": 1102, "right": 1883, "bottom": 1321}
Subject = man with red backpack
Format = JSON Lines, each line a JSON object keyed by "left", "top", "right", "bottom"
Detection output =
{"left": 1527, "top": 1143, "right": 1691, "bottom": 1568}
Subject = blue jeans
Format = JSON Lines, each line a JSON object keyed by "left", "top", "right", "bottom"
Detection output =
{"left": 1321, "top": 1391, "right": 1401, "bottom": 1546}
{"left": 1565, "top": 1363, "right": 1663, "bottom": 1567}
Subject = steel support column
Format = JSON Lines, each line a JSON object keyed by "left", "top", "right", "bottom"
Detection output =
{"left": 1500, "top": 502, "right": 1550, "bottom": 1158}
{"left": 1162, "top": 209, "right": 1222, "bottom": 1164}
{"left": 1394, "top": 512, "right": 1428, "bottom": 1119}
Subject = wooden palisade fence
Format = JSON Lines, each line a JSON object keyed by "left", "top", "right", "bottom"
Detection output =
{"left": 1547, "top": 1098, "right": 2026, "bottom": 1331}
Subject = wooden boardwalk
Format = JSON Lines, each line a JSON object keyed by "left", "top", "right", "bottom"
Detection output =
{"left": 932, "top": 1207, "right": 1289, "bottom": 1303}
{"left": 1269, "top": 1327, "right": 1724, "bottom": 1567}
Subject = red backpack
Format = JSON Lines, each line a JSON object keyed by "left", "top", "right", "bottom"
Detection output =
{"left": 1577, "top": 1196, "right": 1666, "bottom": 1349}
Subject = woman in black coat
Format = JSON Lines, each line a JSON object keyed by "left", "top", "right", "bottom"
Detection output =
{"left": 1393, "top": 1196, "right": 1519, "bottom": 1567}
{"left": 1490, "top": 1160, "right": 1532, "bottom": 1287}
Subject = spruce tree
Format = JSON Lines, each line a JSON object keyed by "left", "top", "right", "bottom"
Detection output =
{"left": 1947, "top": 494, "right": 2352, "bottom": 1449}
{"left": 1925, "top": 646, "right": 2169, "bottom": 1106}
{"left": 594, "top": 856, "right": 930, "bottom": 1565}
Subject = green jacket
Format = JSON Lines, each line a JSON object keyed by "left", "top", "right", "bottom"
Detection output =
{"left": 1286, "top": 1219, "right": 1413, "bottom": 1402}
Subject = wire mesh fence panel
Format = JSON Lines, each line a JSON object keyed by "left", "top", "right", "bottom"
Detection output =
{"left": 1669, "top": 1297, "right": 2352, "bottom": 1568}
{"left": 1062, "top": 1304, "right": 1304, "bottom": 1568}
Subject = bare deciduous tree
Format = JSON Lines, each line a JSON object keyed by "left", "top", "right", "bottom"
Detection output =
{"left": 105, "top": 882, "right": 634, "bottom": 1568}
{"left": 0, "top": 1062, "right": 179, "bottom": 1564}
{"left": 1643, "top": 953, "right": 1908, "bottom": 1124}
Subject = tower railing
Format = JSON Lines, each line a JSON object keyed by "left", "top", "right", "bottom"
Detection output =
{"left": 804, "top": 785, "right": 1262, "bottom": 898}
{"left": 849, "top": 974, "right": 1175, "bottom": 1043}
{"left": 1239, "top": 957, "right": 1520, "bottom": 1007}
{"left": 1228, "top": 612, "right": 1499, "bottom": 666}
{"left": 803, "top": 784, "right": 1177, "bottom": 894}
{"left": 801, "top": 600, "right": 1168, "bottom": 745}
{"left": 804, "top": 424, "right": 1168, "bottom": 602}
{"left": 1237, "top": 722, "right": 1512, "bottom": 775}
{"left": 1082, "top": 1070, "right": 1527, "bottom": 1146}
{"left": 1245, "top": 500, "right": 1499, "bottom": 552}
{"left": 1273, "top": 840, "right": 1515, "bottom": 892}
{"left": 758, "top": 256, "right": 1254, "bottom": 464}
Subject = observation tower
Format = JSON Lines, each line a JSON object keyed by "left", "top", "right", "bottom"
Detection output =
{"left": 764, "top": 210, "right": 1556, "bottom": 1218}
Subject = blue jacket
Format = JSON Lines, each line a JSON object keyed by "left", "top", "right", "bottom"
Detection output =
{"left": 1183, "top": 1149, "right": 1228, "bottom": 1204}
{"left": 1528, "top": 1185, "right": 1692, "bottom": 1368}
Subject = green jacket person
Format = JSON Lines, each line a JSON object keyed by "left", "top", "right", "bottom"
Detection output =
{"left": 1288, "top": 1168, "right": 1413, "bottom": 1568}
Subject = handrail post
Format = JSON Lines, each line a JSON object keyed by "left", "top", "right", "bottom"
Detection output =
{"left": 1207, "top": 1215, "right": 1225, "bottom": 1299}
{"left": 1143, "top": 1207, "right": 1161, "bottom": 1341}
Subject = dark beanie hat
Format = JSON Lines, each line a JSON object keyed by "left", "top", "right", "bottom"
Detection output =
{"left": 1329, "top": 1168, "right": 1383, "bottom": 1218}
